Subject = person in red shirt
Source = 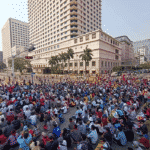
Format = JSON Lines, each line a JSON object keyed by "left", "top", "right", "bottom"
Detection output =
{"left": 139, "top": 137, "right": 150, "bottom": 149}
{"left": 96, "top": 109, "right": 103, "bottom": 119}
{"left": 0, "top": 129, "right": 8, "bottom": 149}
{"left": 42, "top": 132, "right": 50, "bottom": 146}
{"left": 102, "top": 116, "right": 108, "bottom": 126}
{"left": 6, "top": 109, "right": 15, "bottom": 123}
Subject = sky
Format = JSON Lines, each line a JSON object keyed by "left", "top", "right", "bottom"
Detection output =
{"left": 0, "top": 0, "right": 150, "bottom": 52}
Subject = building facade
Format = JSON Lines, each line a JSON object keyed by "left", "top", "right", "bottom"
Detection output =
{"left": 0, "top": 51, "right": 3, "bottom": 62}
{"left": 28, "top": 0, "right": 102, "bottom": 52}
{"left": 115, "top": 36, "right": 134, "bottom": 66}
{"left": 1, "top": 18, "right": 29, "bottom": 67}
{"left": 29, "top": 30, "right": 121, "bottom": 74}
{"left": 138, "top": 46, "right": 149, "bottom": 64}
{"left": 133, "top": 39, "right": 150, "bottom": 62}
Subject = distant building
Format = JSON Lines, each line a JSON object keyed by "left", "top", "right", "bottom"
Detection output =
{"left": 0, "top": 51, "right": 3, "bottom": 62}
{"left": 133, "top": 39, "right": 150, "bottom": 62}
{"left": 138, "top": 46, "right": 149, "bottom": 64}
{"left": 1, "top": 18, "right": 29, "bottom": 67}
{"left": 115, "top": 36, "right": 134, "bottom": 66}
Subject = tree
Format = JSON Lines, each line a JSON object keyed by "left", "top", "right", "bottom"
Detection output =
{"left": 8, "top": 57, "right": 31, "bottom": 73}
{"left": 59, "top": 52, "right": 67, "bottom": 74}
{"left": 79, "top": 46, "right": 93, "bottom": 74}
{"left": 66, "top": 48, "right": 74, "bottom": 73}
{"left": 48, "top": 56, "right": 58, "bottom": 74}
{"left": 0, "top": 62, "right": 6, "bottom": 70}
{"left": 139, "top": 62, "right": 150, "bottom": 69}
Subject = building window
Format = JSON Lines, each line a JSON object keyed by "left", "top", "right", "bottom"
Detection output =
{"left": 69, "top": 63, "right": 72, "bottom": 67}
{"left": 65, "top": 63, "right": 67, "bottom": 67}
{"left": 115, "top": 55, "right": 119, "bottom": 60}
{"left": 80, "top": 37, "right": 83, "bottom": 42}
{"left": 92, "top": 61, "right": 96, "bottom": 66}
{"left": 108, "top": 62, "right": 110, "bottom": 67}
{"left": 86, "top": 62, "right": 89, "bottom": 66}
{"left": 101, "top": 61, "right": 103, "bottom": 67}
{"left": 80, "top": 62, "right": 83, "bottom": 66}
{"left": 105, "top": 61, "right": 107, "bottom": 67}
{"left": 92, "top": 33, "right": 96, "bottom": 39}
{"left": 74, "top": 39, "right": 77, "bottom": 43}
{"left": 57, "top": 45, "right": 59, "bottom": 48}
{"left": 86, "top": 35, "right": 89, "bottom": 40}
{"left": 75, "top": 62, "right": 78, "bottom": 67}
{"left": 115, "top": 49, "right": 119, "bottom": 54}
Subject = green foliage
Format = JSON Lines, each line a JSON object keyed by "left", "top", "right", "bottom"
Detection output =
{"left": 139, "top": 62, "right": 150, "bottom": 69}
{"left": 112, "top": 66, "right": 123, "bottom": 72}
{"left": 79, "top": 46, "right": 93, "bottom": 74}
{"left": 66, "top": 48, "right": 74, "bottom": 73}
{"left": 8, "top": 57, "right": 31, "bottom": 73}
{"left": 0, "top": 62, "right": 6, "bottom": 70}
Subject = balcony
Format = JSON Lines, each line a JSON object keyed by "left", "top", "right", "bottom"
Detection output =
{"left": 70, "top": 32, "right": 78, "bottom": 36}
{"left": 70, "top": 4, "right": 77, "bottom": 7}
{"left": 70, "top": 9, "right": 77, "bottom": 13}
{"left": 70, "top": 25, "right": 78, "bottom": 30}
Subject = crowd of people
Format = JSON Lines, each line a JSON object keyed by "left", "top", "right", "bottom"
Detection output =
{"left": 0, "top": 74, "right": 149, "bottom": 150}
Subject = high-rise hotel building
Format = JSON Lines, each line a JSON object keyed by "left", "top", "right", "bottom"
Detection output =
{"left": 28, "top": 0, "right": 101, "bottom": 51}
{"left": 1, "top": 18, "right": 29, "bottom": 66}
{"left": 28, "top": 0, "right": 121, "bottom": 74}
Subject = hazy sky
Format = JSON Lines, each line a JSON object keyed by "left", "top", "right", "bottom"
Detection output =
{"left": 0, "top": 0, "right": 150, "bottom": 51}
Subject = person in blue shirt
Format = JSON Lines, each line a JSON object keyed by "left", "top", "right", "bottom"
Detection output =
{"left": 114, "top": 127, "right": 127, "bottom": 146}
{"left": 87, "top": 125, "right": 98, "bottom": 144}
{"left": 17, "top": 131, "right": 32, "bottom": 150}
{"left": 116, "top": 108, "right": 124, "bottom": 117}
{"left": 114, "top": 120, "right": 121, "bottom": 129}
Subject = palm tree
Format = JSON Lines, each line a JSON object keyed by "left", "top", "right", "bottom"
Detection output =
{"left": 49, "top": 56, "right": 58, "bottom": 73}
{"left": 79, "top": 46, "right": 93, "bottom": 75}
{"left": 59, "top": 52, "right": 67, "bottom": 74}
{"left": 66, "top": 48, "right": 74, "bottom": 73}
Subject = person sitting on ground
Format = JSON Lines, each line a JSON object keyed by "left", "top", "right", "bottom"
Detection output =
{"left": 76, "top": 134, "right": 89, "bottom": 150}
{"left": 77, "top": 120, "right": 87, "bottom": 135}
{"left": 62, "top": 128, "right": 72, "bottom": 148}
{"left": 124, "top": 124, "right": 134, "bottom": 142}
{"left": 12, "top": 116, "right": 21, "bottom": 130}
{"left": 8, "top": 129, "right": 19, "bottom": 149}
{"left": 69, "top": 100, "right": 76, "bottom": 107}
{"left": 42, "top": 132, "right": 50, "bottom": 146}
{"left": 29, "top": 111, "right": 37, "bottom": 126}
{"left": 4, "top": 121, "right": 14, "bottom": 138}
{"left": 45, "top": 133, "right": 58, "bottom": 150}
{"left": 58, "top": 138, "right": 67, "bottom": 150}
{"left": 70, "top": 124, "right": 82, "bottom": 143}
{"left": 17, "top": 131, "right": 32, "bottom": 150}
{"left": 114, "top": 126, "right": 127, "bottom": 146}
{"left": 0, "top": 129, "right": 8, "bottom": 150}
{"left": 30, "top": 139, "right": 40, "bottom": 150}
{"left": 102, "top": 127, "right": 113, "bottom": 146}
{"left": 87, "top": 125, "right": 98, "bottom": 145}
{"left": 68, "top": 118, "right": 76, "bottom": 131}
